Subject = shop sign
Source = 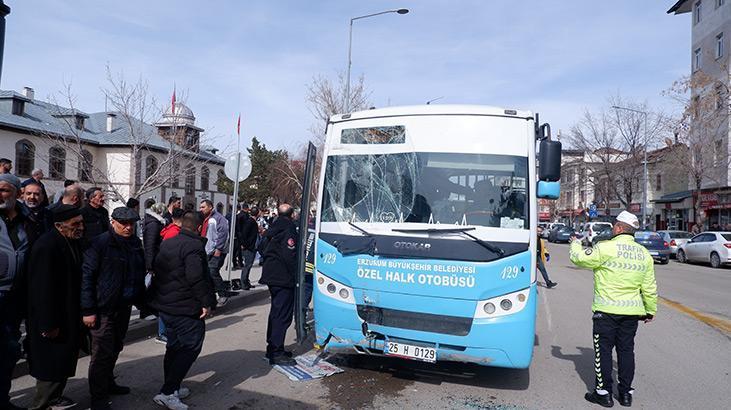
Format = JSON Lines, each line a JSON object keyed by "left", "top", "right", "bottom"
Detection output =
{"left": 699, "top": 193, "right": 719, "bottom": 208}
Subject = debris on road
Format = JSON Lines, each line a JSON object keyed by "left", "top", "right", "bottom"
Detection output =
{"left": 272, "top": 352, "right": 344, "bottom": 381}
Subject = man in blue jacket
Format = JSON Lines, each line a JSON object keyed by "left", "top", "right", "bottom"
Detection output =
{"left": 81, "top": 207, "right": 146, "bottom": 410}
{"left": 0, "top": 174, "right": 35, "bottom": 410}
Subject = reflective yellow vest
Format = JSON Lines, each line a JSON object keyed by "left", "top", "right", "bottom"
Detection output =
{"left": 570, "top": 234, "right": 657, "bottom": 316}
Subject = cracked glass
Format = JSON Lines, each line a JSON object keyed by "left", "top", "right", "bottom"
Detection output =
{"left": 322, "top": 152, "right": 529, "bottom": 229}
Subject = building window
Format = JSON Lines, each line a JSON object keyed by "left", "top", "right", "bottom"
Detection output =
{"left": 656, "top": 174, "right": 662, "bottom": 191}
{"left": 694, "top": 48, "right": 702, "bottom": 71}
{"left": 201, "top": 166, "right": 210, "bottom": 191}
{"left": 694, "top": 1, "right": 702, "bottom": 24}
{"left": 580, "top": 190, "right": 586, "bottom": 203}
{"left": 184, "top": 164, "right": 196, "bottom": 195}
{"left": 717, "top": 32, "right": 724, "bottom": 59}
{"left": 48, "top": 146, "right": 66, "bottom": 179}
{"left": 716, "top": 0, "right": 724, "bottom": 8}
{"left": 11, "top": 99, "right": 24, "bottom": 116}
{"left": 75, "top": 115, "right": 85, "bottom": 131}
{"left": 79, "top": 150, "right": 93, "bottom": 182}
{"left": 145, "top": 155, "right": 158, "bottom": 180}
{"left": 14, "top": 139, "right": 35, "bottom": 177}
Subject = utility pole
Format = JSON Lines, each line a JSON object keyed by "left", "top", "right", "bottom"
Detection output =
{"left": 0, "top": 1, "right": 11, "bottom": 85}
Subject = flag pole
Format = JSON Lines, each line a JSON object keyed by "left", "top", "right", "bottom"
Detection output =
{"left": 225, "top": 114, "right": 242, "bottom": 287}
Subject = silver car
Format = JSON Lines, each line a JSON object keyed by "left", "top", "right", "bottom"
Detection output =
{"left": 657, "top": 230, "right": 693, "bottom": 257}
{"left": 677, "top": 232, "right": 731, "bottom": 268}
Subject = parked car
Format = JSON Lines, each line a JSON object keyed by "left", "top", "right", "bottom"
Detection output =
{"left": 541, "top": 223, "right": 565, "bottom": 239}
{"left": 634, "top": 231, "right": 670, "bottom": 264}
{"left": 657, "top": 230, "right": 693, "bottom": 258}
{"left": 676, "top": 231, "right": 731, "bottom": 268}
{"left": 579, "top": 222, "right": 613, "bottom": 246}
{"left": 548, "top": 226, "right": 576, "bottom": 243}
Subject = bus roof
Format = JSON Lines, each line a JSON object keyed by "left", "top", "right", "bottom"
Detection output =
{"left": 329, "top": 104, "right": 534, "bottom": 124}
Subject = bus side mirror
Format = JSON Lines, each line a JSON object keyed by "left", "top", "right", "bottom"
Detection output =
{"left": 537, "top": 181, "right": 560, "bottom": 199}
{"left": 538, "top": 139, "right": 561, "bottom": 182}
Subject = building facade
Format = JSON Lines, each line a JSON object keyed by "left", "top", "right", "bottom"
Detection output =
{"left": 669, "top": 0, "right": 731, "bottom": 229}
{"left": 0, "top": 86, "right": 230, "bottom": 213}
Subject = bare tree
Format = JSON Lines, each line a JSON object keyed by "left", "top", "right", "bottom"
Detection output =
{"left": 38, "top": 66, "right": 216, "bottom": 202}
{"left": 664, "top": 65, "right": 731, "bottom": 228}
{"left": 306, "top": 71, "right": 371, "bottom": 141}
{"left": 568, "top": 96, "right": 665, "bottom": 211}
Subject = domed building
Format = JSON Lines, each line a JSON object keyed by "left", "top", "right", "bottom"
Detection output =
{"left": 155, "top": 102, "right": 204, "bottom": 152}
{"left": 0, "top": 87, "right": 230, "bottom": 216}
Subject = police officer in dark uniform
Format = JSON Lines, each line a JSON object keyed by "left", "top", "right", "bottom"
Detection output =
{"left": 259, "top": 203, "right": 299, "bottom": 366}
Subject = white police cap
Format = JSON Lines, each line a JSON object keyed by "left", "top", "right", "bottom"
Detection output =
{"left": 616, "top": 210, "right": 640, "bottom": 229}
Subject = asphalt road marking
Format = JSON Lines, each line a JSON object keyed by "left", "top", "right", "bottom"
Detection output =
{"left": 540, "top": 286, "right": 553, "bottom": 331}
{"left": 660, "top": 296, "right": 731, "bottom": 334}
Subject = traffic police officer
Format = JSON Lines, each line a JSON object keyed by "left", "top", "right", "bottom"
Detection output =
{"left": 259, "top": 203, "right": 299, "bottom": 366}
{"left": 569, "top": 211, "right": 657, "bottom": 408}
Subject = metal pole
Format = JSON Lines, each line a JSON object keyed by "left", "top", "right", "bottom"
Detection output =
{"left": 225, "top": 136, "right": 241, "bottom": 284}
{"left": 344, "top": 9, "right": 408, "bottom": 113}
{"left": 642, "top": 112, "right": 648, "bottom": 230}
{"left": 0, "top": 1, "right": 10, "bottom": 86}
{"left": 345, "top": 19, "right": 353, "bottom": 113}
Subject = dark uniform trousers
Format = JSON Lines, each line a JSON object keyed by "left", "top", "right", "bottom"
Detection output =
{"left": 266, "top": 286, "right": 294, "bottom": 357}
{"left": 88, "top": 305, "right": 132, "bottom": 407}
{"left": 592, "top": 312, "right": 639, "bottom": 395}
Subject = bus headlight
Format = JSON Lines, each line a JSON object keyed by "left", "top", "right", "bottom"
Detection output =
{"left": 474, "top": 288, "right": 530, "bottom": 319}
{"left": 316, "top": 271, "right": 356, "bottom": 304}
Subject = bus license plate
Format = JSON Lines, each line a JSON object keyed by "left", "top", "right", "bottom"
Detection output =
{"left": 385, "top": 342, "right": 436, "bottom": 363}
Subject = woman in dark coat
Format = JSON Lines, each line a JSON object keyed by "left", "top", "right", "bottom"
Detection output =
{"left": 26, "top": 205, "right": 85, "bottom": 409}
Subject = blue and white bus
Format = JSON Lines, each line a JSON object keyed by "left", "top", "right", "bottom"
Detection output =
{"left": 309, "top": 105, "right": 560, "bottom": 368}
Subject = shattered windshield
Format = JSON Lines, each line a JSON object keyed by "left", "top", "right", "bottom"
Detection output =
{"left": 322, "top": 152, "right": 529, "bottom": 229}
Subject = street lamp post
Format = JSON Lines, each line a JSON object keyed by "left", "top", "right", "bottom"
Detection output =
{"left": 612, "top": 105, "right": 649, "bottom": 229}
{"left": 345, "top": 8, "right": 408, "bottom": 112}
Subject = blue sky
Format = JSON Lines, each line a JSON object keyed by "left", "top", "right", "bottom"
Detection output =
{"left": 2, "top": 1, "right": 690, "bottom": 154}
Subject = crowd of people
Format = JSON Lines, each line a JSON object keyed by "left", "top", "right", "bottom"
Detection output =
{"left": 0, "top": 158, "right": 302, "bottom": 410}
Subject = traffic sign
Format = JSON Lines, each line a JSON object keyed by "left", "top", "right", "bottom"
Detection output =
{"left": 224, "top": 152, "right": 251, "bottom": 182}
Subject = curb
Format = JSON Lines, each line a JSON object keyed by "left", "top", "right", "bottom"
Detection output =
{"left": 12, "top": 286, "right": 269, "bottom": 379}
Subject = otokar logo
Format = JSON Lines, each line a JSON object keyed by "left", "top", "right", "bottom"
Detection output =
{"left": 393, "top": 241, "right": 432, "bottom": 251}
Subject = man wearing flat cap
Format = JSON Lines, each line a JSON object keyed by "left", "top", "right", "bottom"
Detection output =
{"left": 81, "top": 206, "right": 146, "bottom": 410}
{"left": 26, "top": 204, "right": 84, "bottom": 409}
{"left": 570, "top": 211, "right": 658, "bottom": 408}
{"left": 0, "top": 173, "right": 39, "bottom": 410}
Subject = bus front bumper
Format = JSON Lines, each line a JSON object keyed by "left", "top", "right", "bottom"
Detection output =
{"left": 314, "top": 284, "right": 537, "bottom": 369}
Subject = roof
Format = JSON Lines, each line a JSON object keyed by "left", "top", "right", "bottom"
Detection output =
{"left": 652, "top": 190, "right": 692, "bottom": 203}
{"left": 329, "top": 104, "right": 534, "bottom": 123}
{"left": 667, "top": 0, "right": 692, "bottom": 14}
{"left": 0, "top": 89, "right": 224, "bottom": 165}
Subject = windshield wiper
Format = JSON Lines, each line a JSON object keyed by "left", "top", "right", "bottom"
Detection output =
{"left": 348, "top": 221, "right": 373, "bottom": 237}
{"left": 392, "top": 227, "right": 505, "bottom": 256}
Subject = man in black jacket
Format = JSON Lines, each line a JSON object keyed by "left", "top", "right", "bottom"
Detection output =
{"left": 81, "top": 187, "right": 109, "bottom": 244}
{"left": 81, "top": 207, "right": 146, "bottom": 410}
{"left": 260, "top": 203, "right": 299, "bottom": 366}
{"left": 238, "top": 207, "right": 259, "bottom": 290}
{"left": 149, "top": 211, "right": 215, "bottom": 409}
{"left": 26, "top": 205, "right": 84, "bottom": 410}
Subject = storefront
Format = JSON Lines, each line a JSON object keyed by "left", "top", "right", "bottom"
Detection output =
{"left": 652, "top": 191, "right": 692, "bottom": 232}
{"left": 699, "top": 191, "right": 731, "bottom": 230}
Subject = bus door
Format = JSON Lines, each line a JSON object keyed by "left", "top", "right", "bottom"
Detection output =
{"left": 295, "top": 142, "right": 318, "bottom": 343}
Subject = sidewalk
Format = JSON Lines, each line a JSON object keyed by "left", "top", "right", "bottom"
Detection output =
{"left": 12, "top": 266, "right": 268, "bottom": 379}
